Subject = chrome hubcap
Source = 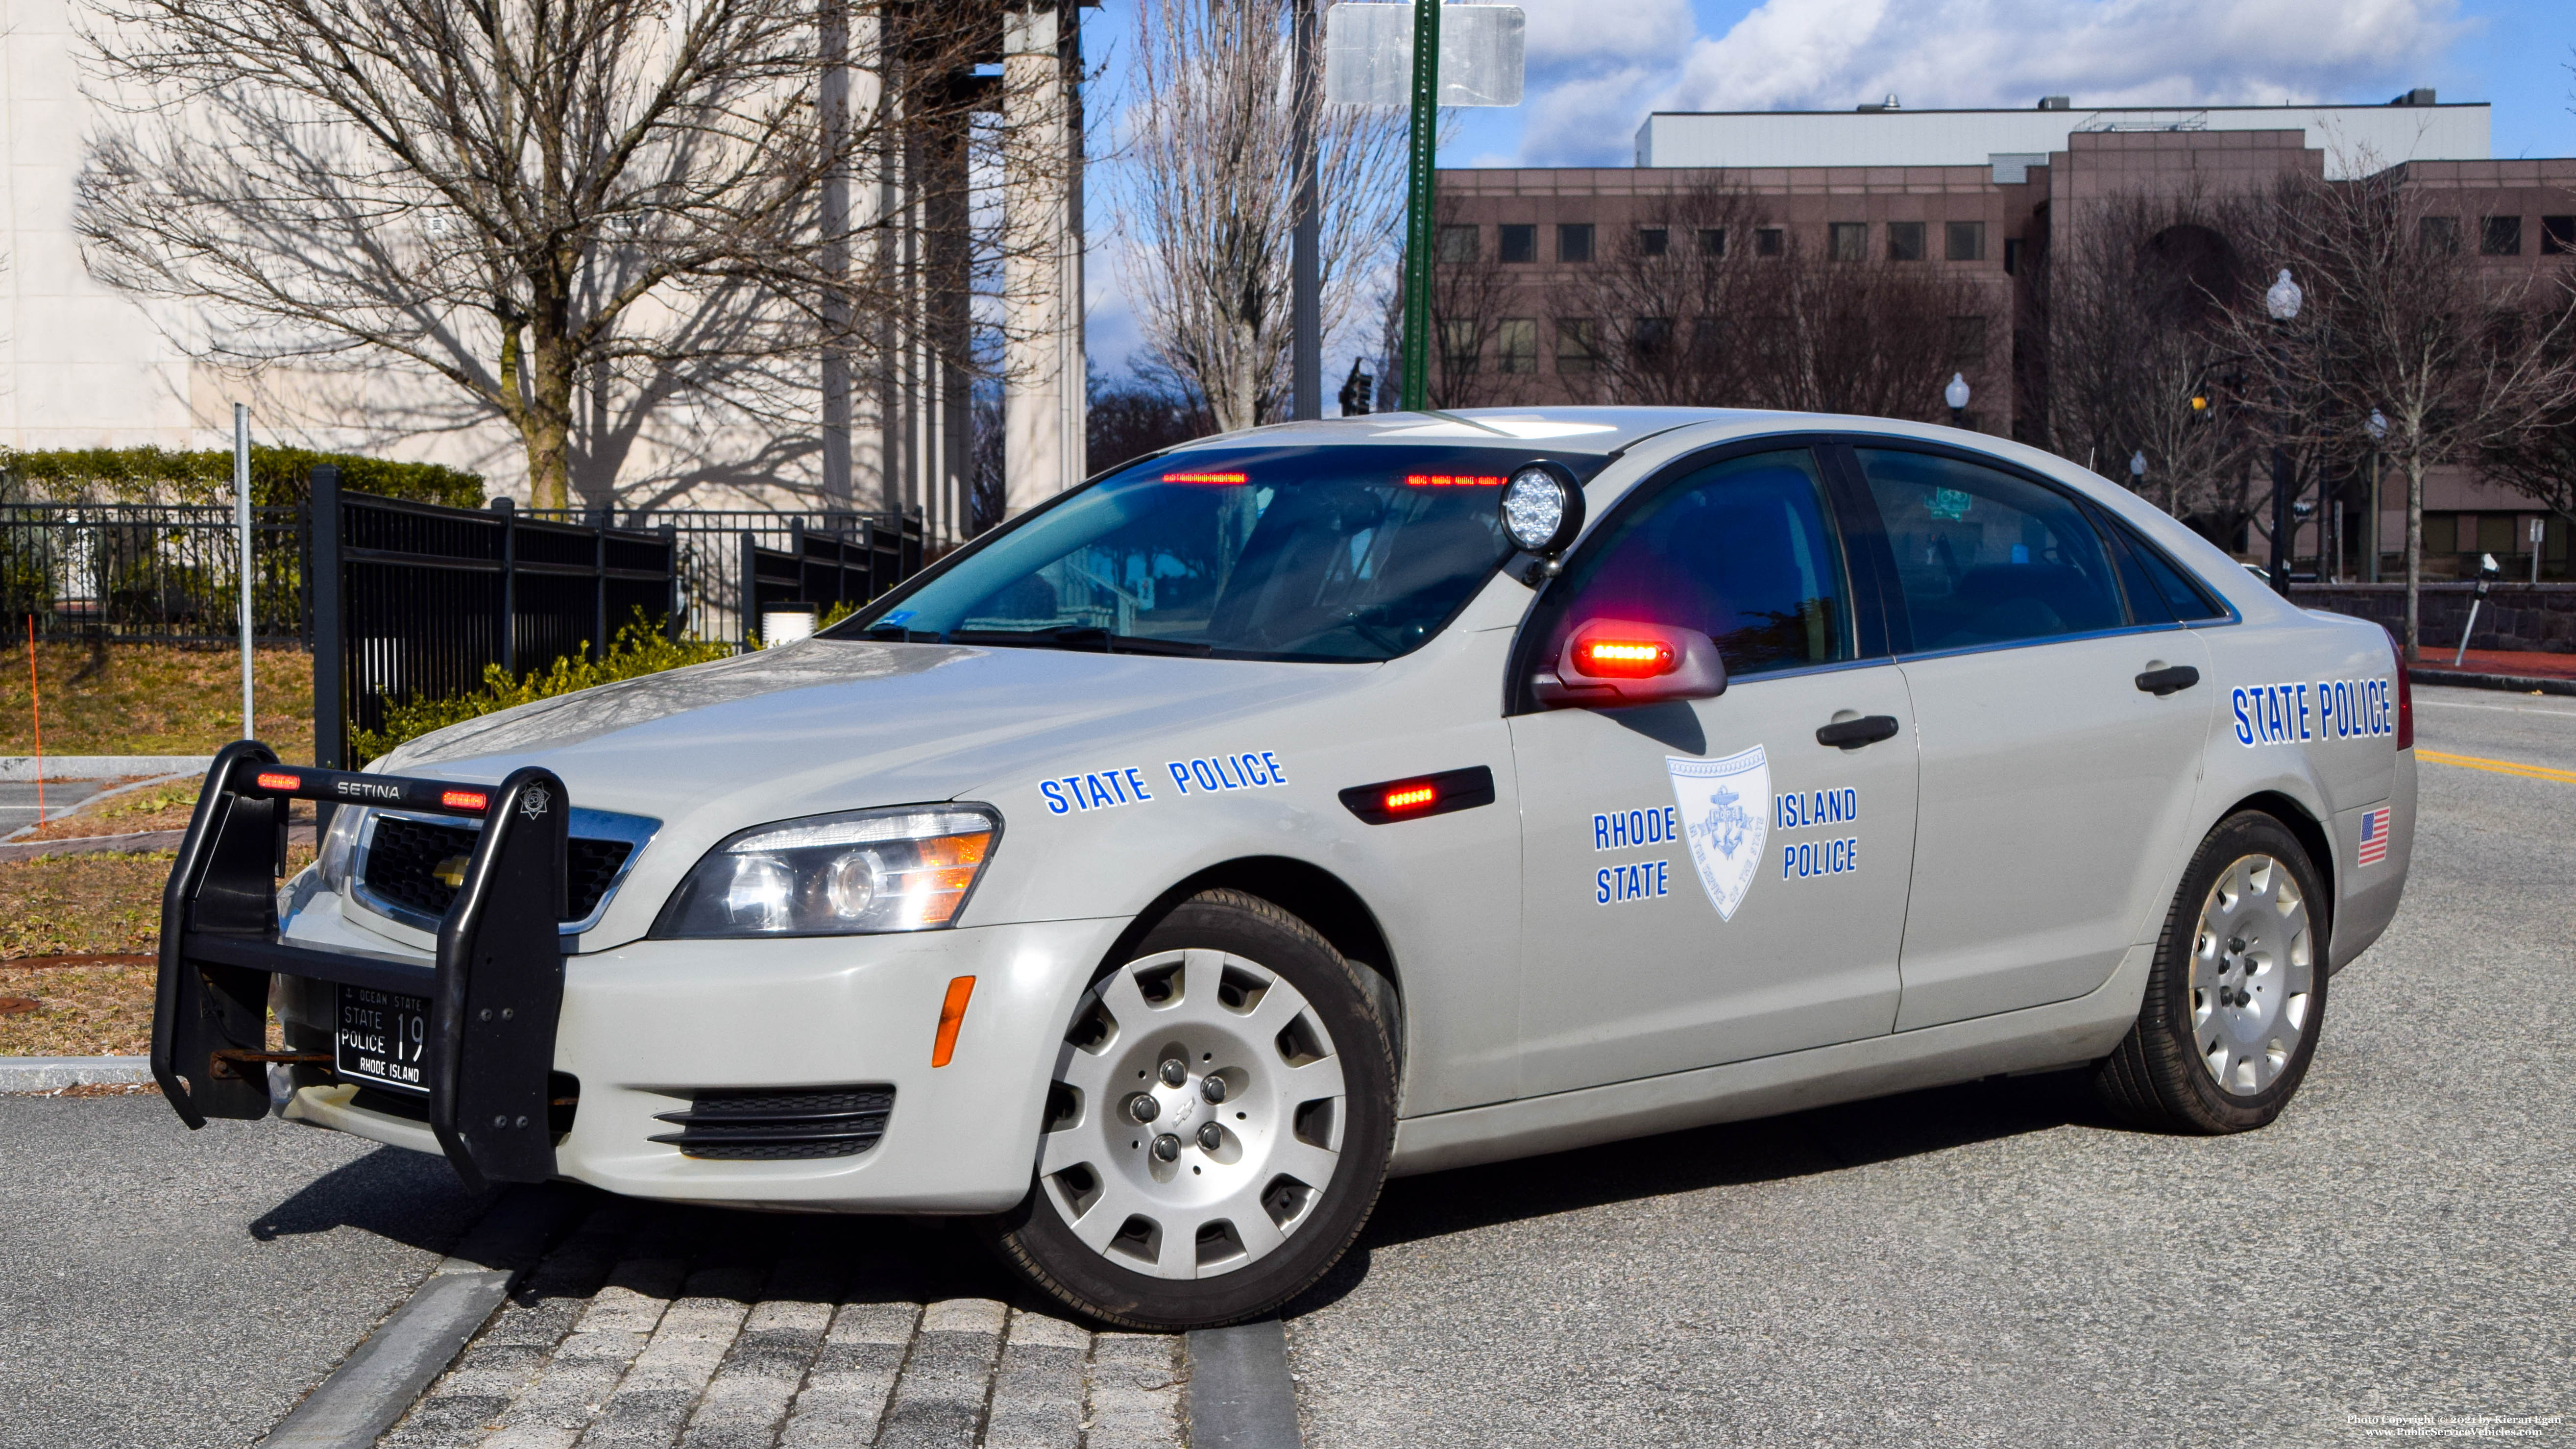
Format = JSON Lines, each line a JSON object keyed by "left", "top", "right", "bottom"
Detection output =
{"left": 2188, "top": 854, "right": 2314, "bottom": 1096}
{"left": 1040, "top": 948, "right": 1348, "bottom": 1279}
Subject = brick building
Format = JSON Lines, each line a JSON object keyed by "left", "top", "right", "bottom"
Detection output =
{"left": 1430, "top": 95, "right": 2575, "bottom": 578}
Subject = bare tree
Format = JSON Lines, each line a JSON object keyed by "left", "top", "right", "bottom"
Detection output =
{"left": 1581, "top": 183, "right": 1768, "bottom": 407}
{"left": 1118, "top": 0, "right": 1406, "bottom": 432}
{"left": 2236, "top": 166, "right": 2576, "bottom": 657}
{"left": 1725, "top": 237, "right": 1989, "bottom": 421}
{"left": 1418, "top": 194, "right": 1531, "bottom": 410}
{"left": 76, "top": 0, "right": 1026, "bottom": 509}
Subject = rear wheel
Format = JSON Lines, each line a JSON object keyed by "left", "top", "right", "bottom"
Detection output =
{"left": 2095, "top": 811, "right": 2329, "bottom": 1133}
{"left": 986, "top": 889, "right": 1396, "bottom": 1330}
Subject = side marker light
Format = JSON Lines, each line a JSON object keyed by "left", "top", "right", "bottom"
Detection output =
{"left": 254, "top": 771, "right": 301, "bottom": 792}
{"left": 440, "top": 789, "right": 490, "bottom": 812}
{"left": 1382, "top": 785, "right": 1438, "bottom": 812}
{"left": 1338, "top": 765, "right": 1497, "bottom": 825}
{"left": 931, "top": 976, "right": 976, "bottom": 1067}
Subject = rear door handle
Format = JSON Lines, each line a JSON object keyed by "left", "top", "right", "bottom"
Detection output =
{"left": 2135, "top": 665, "right": 2201, "bottom": 696}
{"left": 1816, "top": 715, "right": 1901, "bottom": 749}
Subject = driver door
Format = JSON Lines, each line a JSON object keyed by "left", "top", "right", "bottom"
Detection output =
{"left": 1509, "top": 447, "right": 1919, "bottom": 1098}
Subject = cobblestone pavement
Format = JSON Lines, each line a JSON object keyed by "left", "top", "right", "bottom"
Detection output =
{"left": 377, "top": 1198, "right": 1184, "bottom": 1449}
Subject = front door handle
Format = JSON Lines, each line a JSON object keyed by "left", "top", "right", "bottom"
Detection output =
{"left": 2135, "top": 665, "right": 2201, "bottom": 696}
{"left": 1816, "top": 715, "right": 1901, "bottom": 750}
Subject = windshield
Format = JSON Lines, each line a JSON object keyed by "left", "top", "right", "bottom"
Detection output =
{"left": 837, "top": 445, "right": 1577, "bottom": 662}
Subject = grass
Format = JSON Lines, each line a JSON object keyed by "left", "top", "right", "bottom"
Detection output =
{"left": 0, "top": 642, "right": 314, "bottom": 759}
{"left": 0, "top": 844, "right": 311, "bottom": 1056}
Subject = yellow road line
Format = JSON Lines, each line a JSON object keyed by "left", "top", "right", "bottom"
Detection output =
{"left": 2418, "top": 749, "right": 2576, "bottom": 785}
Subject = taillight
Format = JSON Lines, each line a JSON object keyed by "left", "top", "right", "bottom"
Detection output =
{"left": 1573, "top": 638, "right": 1677, "bottom": 679}
{"left": 2394, "top": 650, "right": 2413, "bottom": 750}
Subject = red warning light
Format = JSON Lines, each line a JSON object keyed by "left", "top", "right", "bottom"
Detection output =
{"left": 1574, "top": 638, "right": 1676, "bottom": 679}
{"left": 1162, "top": 470, "right": 1248, "bottom": 484}
{"left": 1382, "top": 784, "right": 1439, "bottom": 813}
{"left": 1403, "top": 474, "right": 1505, "bottom": 488}
{"left": 254, "top": 771, "right": 301, "bottom": 792}
{"left": 440, "top": 789, "right": 490, "bottom": 812}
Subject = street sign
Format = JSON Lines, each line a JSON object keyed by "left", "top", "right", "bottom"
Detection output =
{"left": 1324, "top": 3, "right": 1526, "bottom": 108}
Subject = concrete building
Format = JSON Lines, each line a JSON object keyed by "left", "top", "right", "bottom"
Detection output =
{"left": 1434, "top": 92, "right": 2574, "bottom": 578}
{"left": 0, "top": 0, "right": 1088, "bottom": 543}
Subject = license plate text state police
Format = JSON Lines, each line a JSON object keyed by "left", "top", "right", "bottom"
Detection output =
{"left": 337, "top": 985, "right": 431, "bottom": 1094}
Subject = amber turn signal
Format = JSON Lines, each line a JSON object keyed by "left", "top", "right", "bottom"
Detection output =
{"left": 931, "top": 976, "right": 976, "bottom": 1067}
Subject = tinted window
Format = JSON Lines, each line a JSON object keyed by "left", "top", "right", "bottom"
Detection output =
{"left": 2110, "top": 521, "right": 2227, "bottom": 621}
{"left": 840, "top": 446, "right": 1531, "bottom": 662}
{"left": 1550, "top": 449, "right": 1853, "bottom": 678}
{"left": 1856, "top": 448, "right": 2125, "bottom": 651}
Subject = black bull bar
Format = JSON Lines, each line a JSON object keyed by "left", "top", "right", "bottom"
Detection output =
{"left": 151, "top": 739, "right": 570, "bottom": 1193}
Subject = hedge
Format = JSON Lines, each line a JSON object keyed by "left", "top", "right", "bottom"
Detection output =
{"left": 2, "top": 445, "right": 483, "bottom": 508}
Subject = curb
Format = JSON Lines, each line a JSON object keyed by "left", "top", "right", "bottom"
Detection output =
{"left": 256, "top": 1183, "right": 588, "bottom": 1449}
{"left": 1186, "top": 1318, "right": 1304, "bottom": 1449}
{"left": 0, "top": 755, "right": 215, "bottom": 782}
{"left": 2409, "top": 670, "right": 2576, "bottom": 697}
{"left": 0, "top": 1055, "right": 157, "bottom": 1093}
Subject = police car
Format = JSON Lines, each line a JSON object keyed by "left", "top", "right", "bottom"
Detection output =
{"left": 173, "top": 407, "right": 2414, "bottom": 1331}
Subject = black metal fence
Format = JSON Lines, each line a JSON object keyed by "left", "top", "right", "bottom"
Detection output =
{"left": 744, "top": 516, "right": 926, "bottom": 638}
{"left": 1, "top": 502, "right": 308, "bottom": 643}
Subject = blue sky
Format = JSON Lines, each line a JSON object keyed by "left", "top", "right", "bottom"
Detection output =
{"left": 1082, "top": 0, "right": 2576, "bottom": 380}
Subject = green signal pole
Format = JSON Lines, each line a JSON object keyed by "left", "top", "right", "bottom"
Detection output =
{"left": 1398, "top": 0, "right": 1440, "bottom": 412}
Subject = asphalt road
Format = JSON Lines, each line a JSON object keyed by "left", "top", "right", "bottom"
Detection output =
{"left": 0, "top": 1094, "right": 484, "bottom": 1449}
{"left": 1283, "top": 682, "right": 2576, "bottom": 1447}
{"left": 0, "top": 778, "right": 116, "bottom": 836}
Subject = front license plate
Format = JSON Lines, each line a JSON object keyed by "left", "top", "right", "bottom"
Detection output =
{"left": 336, "top": 984, "right": 432, "bottom": 1095}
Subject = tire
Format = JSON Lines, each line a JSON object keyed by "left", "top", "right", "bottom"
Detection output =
{"left": 984, "top": 888, "right": 1398, "bottom": 1330}
{"left": 2094, "top": 811, "right": 2330, "bottom": 1134}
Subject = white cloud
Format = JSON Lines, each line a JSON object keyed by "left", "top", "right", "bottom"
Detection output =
{"left": 1516, "top": 0, "right": 1695, "bottom": 64}
{"left": 1662, "top": 0, "right": 2465, "bottom": 116}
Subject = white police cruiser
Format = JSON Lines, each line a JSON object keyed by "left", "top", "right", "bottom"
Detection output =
{"left": 203, "top": 408, "right": 2415, "bottom": 1330}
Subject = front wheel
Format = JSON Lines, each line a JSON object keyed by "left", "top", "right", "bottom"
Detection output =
{"left": 2094, "top": 811, "right": 2330, "bottom": 1133}
{"left": 985, "top": 889, "right": 1397, "bottom": 1330}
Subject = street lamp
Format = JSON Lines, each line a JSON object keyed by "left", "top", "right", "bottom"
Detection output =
{"left": 2364, "top": 407, "right": 2388, "bottom": 583}
{"left": 1944, "top": 373, "right": 1970, "bottom": 428}
{"left": 2264, "top": 269, "right": 2303, "bottom": 596}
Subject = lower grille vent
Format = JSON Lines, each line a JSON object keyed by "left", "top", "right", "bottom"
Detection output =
{"left": 649, "top": 1086, "right": 895, "bottom": 1160}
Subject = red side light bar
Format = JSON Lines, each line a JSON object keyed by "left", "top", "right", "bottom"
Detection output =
{"left": 440, "top": 789, "right": 491, "bottom": 812}
{"left": 1338, "top": 766, "right": 1497, "bottom": 825}
{"left": 1162, "top": 470, "right": 1248, "bottom": 484}
{"left": 254, "top": 771, "right": 302, "bottom": 792}
{"left": 1573, "top": 637, "right": 1676, "bottom": 679}
{"left": 1404, "top": 474, "right": 1506, "bottom": 488}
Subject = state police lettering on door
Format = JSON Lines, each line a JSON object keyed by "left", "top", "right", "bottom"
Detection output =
{"left": 1588, "top": 804, "right": 1678, "bottom": 906}
{"left": 1773, "top": 786, "right": 1860, "bottom": 881}
{"left": 2231, "top": 678, "right": 2392, "bottom": 748}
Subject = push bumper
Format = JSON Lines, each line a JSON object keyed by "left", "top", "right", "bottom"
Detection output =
{"left": 282, "top": 915, "right": 1131, "bottom": 1213}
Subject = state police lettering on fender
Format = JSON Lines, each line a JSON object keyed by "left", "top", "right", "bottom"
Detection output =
{"left": 1040, "top": 767, "right": 1157, "bottom": 815}
{"left": 2232, "top": 678, "right": 2392, "bottom": 748}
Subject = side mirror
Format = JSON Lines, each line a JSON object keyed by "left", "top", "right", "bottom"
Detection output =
{"left": 1533, "top": 619, "right": 1727, "bottom": 708}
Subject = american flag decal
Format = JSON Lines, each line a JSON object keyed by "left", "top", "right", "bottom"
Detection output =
{"left": 2357, "top": 807, "right": 2391, "bottom": 866}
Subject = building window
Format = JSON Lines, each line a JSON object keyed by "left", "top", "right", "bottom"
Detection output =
{"left": 1497, "top": 319, "right": 1536, "bottom": 373}
{"left": 2476, "top": 514, "right": 2517, "bottom": 555}
{"left": 1439, "top": 319, "right": 1481, "bottom": 375}
{"left": 1555, "top": 318, "right": 1600, "bottom": 374}
{"left": 1637, "top": 227, "right": 1669, "bottom": 257}
{"left": 2423, "top": 514, "right": 2457, "bottom": 554}
{"left": 1436, "top": 225, "right": 1479, "bottom": 263}
{"left": 1632, "top": 317, "right": 1674, "bottom": 359}
{"left": 2003, "top": 238, "right": 2022, "bottom": 275}
{"left": 1946, "top": 221, "right": 1985, "bottom": 261}
{"left": 1887, "top": 221, "right": 1926, "bottom": 261}
{"left": 1754, "top": 227, "right": 1785, "bottom": 257}
{"left": 1948, "top": 315, "right": 1988, "bottom": 367}
{"left": 1697, "top": 227, "right": 1727, "bottom": 257}
{"left": 2481, "top": 216, "right": 2522, "bottom": 256}
{"left": 2543, "top": 216, "right": 2576, "bottom": 255}
{"left": 1498, "top": 224, "right": 1537, "bottom": 263}
{"left": 1828, "top": 222, "right": 1867, "bottom": 262}
{"left": 1557, "top": 223, "right": 1595, "bottom": 263}
{"left": 2420, "top": 216, "right": 2460, "bottom": 254}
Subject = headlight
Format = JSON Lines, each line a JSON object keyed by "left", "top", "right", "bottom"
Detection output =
{"left": 654, "top": 805, "right": 1000, "bottom": 938}
{"left": 315, "top": 805, "right": 368, "bottom": 894}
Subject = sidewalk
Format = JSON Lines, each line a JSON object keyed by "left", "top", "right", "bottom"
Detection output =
{"left": 2410, "top": 647, "right": 2576, "bottom": 694}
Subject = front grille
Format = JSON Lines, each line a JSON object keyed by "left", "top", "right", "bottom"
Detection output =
{"left": 649, "top": 1086, "right": 896, "bottom": 1160}
{"left": 362, "top": 816, "right": 633, "bottom": 924}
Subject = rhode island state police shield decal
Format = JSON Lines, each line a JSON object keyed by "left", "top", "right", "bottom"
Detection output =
{"left": 1669, "top": 744, "right": 1770, "bottom": 921}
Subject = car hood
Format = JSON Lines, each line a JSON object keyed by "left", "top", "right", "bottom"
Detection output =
{"left": 377, "top": 637, "right": 1364, "bottom": 838}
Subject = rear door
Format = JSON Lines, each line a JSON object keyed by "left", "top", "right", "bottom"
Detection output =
{"left": 1508, "top": 444, "right": 1918, "bottom": 1096}
{"left": 1843, "top": 443, "right": 2215, "bottom": 1032}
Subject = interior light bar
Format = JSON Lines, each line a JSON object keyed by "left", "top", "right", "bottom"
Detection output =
{"left": 1405, "top": 474, "right": 1506, "bottom": 488}
{"left": 1162, "top": 470, "right": 1248, "bottom": 484}
{"left": 1337, "top": 765, "right": 1497, "bottom": 825}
